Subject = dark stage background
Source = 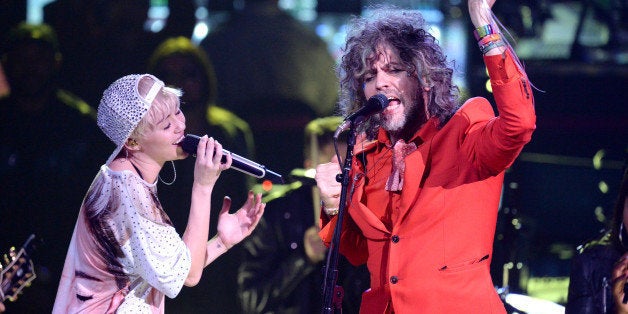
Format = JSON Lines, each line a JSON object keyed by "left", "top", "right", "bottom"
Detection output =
{"left": 0, "top": 0, "right": 626, "bottom": 312}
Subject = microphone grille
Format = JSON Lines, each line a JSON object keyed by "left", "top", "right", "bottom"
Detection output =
{"left": 369, "top": 93, "right": 389, "bottom": 110}
{"left": 180, "top": 134, "right": 201, "bottom": 154}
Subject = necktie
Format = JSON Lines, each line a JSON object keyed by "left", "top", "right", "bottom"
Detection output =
{"left": 385, "top": 139, "right": 417, "bottom": 192}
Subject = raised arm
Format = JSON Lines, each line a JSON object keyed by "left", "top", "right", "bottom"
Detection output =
{"left": 464, "top": 0, "right": 536, "bottom": 173}
{"left": 182, "top": 135, "right": 231, "bottom": 286}
{"left": 468, "top": 0, "right": 503, "bottom": 56}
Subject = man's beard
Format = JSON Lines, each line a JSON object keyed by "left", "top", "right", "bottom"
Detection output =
{"left": 378, "top": 96, "right": 422, "bottom": 134}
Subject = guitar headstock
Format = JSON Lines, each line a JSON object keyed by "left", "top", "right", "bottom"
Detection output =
{"left": 1, "top": 234, "right": 37, "bottom": 302}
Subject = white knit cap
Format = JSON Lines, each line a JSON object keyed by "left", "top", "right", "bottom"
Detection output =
{"left": 97, "top": 74, "right": 165, "bottom": 165}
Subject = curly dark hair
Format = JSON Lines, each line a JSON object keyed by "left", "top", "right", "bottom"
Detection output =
{"left": 336, "top": 7, "right": 460, "bottom": 138}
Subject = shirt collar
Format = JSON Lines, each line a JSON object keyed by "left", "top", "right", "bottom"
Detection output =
{"left": 376, "top": 117, "right": 440, "bottom": 149}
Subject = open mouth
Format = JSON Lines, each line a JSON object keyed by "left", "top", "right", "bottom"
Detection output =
{"left": 173, "top": 135, "right": 185, "bottom": 145}
{"left": 386, "top": 96, "right": 401, "bottom": 110}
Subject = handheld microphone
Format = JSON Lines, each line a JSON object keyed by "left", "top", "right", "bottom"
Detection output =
{"left": 179, "top": 134, "right": 284, "bottom": 183}
{"left": 334, "top": 94, "right": 389, "bottom": 138}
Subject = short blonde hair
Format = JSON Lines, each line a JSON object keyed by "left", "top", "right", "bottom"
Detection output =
{"left": 131, "top": 75, "right": 182, "bottom": 139}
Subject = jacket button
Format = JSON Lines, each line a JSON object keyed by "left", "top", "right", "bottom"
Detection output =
{"left": 391, "top": 235, "right": 399, "bottom": 243}
{"left": 390, "top": 276, "right": 398, "bottom": 284}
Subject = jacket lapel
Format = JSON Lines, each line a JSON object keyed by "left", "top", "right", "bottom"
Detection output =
{"left": 399, "top": 142, "right": 430, "bottom": 217}
{"left": 347, "top": 120, "right": 437, "bottom": 233}
{"left": 348, "top": 140, "right": 391, "bottom": 235}
{"left": 398, "top": 120, "right": 438, "bottom": 220}
{"left": 349, "top": 173, "right": 391, "bottom": 235}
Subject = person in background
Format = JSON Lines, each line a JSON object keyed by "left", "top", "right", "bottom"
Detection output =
{"left": 238, "top": 116, "right": 369, "bottom": 314}
{"left": 201, "top": 0, "right": 338, "bottom": 176}
{"left": 147, "top": 36, "right": 255, "bottom": 173}
{"left": 314, "top": 0, "right": 536, "bottom": 312}
{"left": 44, "top": 0, "right": 165, "bottom": 106}
{"left": 52, "top": 73, "right": 265, "bottom": 313}
{"left": 567, "top": 165, "right": 627, "bottom": 313}
{"left": 147, "top": 36, "right": 258, "bottom": 312}
{"left": 147, "top": 35, "right": 255, "bottom": 221}
{"left": 0, "top": 22, "right": 106, "bottom": 312}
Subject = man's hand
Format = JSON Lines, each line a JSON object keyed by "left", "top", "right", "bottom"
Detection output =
{"left": 315, "top": 157, "right": 342, "bottom": 213}
{"left": 468, "top": 0, "right": 496, "bottom": 28}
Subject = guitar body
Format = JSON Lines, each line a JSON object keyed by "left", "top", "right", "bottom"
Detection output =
{"left": 1, "top": 234, "right": 37, "bottom": 302}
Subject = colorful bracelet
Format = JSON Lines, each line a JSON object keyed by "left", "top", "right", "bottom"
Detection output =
{"left": 479, "top": 39, "right": 506, "bottom": 54}
{"left": 478, "top": 33, "right": 502, "bottom": 47}
{"left": 473, "top": 24, "right": 496, "bottom": 40}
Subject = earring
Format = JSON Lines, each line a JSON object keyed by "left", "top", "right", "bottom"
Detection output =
{"left": 620, "top": 223, "right": 628, "bottom": 249}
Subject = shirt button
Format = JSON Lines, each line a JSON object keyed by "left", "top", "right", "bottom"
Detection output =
{"left": 390, "top": 276, "right": 398, "bottom": 284}
{"left": 391, "top": 235, "right": 399, "bottom": 243}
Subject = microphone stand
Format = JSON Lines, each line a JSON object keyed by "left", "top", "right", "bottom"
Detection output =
{"left": 321, "top": 121, "right": 357, "bottom": 314}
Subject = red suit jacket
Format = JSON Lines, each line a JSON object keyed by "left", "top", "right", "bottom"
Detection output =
{"left": 320, "top": 51, "right": 536, "bottom": 314}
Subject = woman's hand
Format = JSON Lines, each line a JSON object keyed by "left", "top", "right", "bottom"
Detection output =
{"left": 216, "top": 191, "right": 265, "bottom": 249}
{"left": 193, "top": 135, "right": 232, "bottom": 187}
{"left": 613, "top": 252, "right": 628, "bottom": 314}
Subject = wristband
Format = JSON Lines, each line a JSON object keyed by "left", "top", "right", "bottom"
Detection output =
{"left": 321, "top": 200, "right": 339, "bottom": 216}
{"left": 473, "top": 24, "right": 496, "bottom": 40}
{"left": 478, "top": 33, "right": 502, "bottom": 47}
{"left": 479, "top": 39, "right": 506, "bottom": 54}
{"left": 324, "top": 207, "right": 339, "bottom": 216}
